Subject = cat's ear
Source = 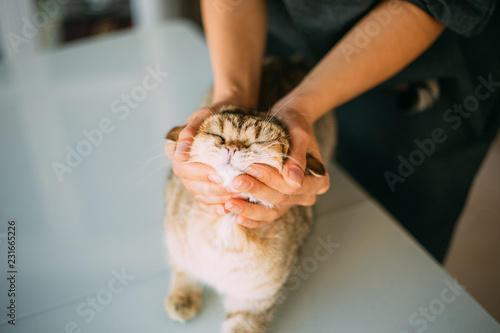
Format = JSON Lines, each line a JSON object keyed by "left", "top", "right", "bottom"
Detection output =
{"left": 305, "top": 153, "right": 326, "bottom": 177}
{"left": 165, "top": 126, "right": 186, "bottom": 142}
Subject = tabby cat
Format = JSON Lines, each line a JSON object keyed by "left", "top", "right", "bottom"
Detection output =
{"left": 163, "top": 57, "right": 335, "bottom": 333}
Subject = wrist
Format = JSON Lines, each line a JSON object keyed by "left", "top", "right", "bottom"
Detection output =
{"left": 212, "top": 66, "right": 262, "bottom": 108}
{"left": 212, "top": 84, "right": 260, "bottom": 108}
{"left": 272, "top": 93, "right": 319, "bottom": 127}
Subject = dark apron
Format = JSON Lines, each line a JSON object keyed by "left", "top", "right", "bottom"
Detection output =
{"left": 266, "top": 0, "right": 500, "bottom": 262}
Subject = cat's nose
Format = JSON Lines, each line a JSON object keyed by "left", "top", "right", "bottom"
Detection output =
{"left": 227, "top": 146, "right": 238, "bottom": 157}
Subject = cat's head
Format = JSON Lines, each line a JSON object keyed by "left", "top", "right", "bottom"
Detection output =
{"left": 166, "top": 105, "right": 325, "bottom": 177}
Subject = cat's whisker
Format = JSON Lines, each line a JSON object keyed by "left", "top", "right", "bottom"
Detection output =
{"left": 133, "top": 153, "right": 170, "bottom": 177}
{"left": 280, "top": 154, "right": 303, "bottom": 166}
{"left": 137, "top": 142, "right": 168, "bottom": 159}
{"left": 136, "top": 152, "right": 169, "bottom": 166}
{"left": 205, "top": 105, "right": 217, "bottom": 115}
{"left": 261, "top": 84, "right": 306, "bottom": 130}
{"left": 137, "top": 160, "right": 171, "bottom": 185}
{"left": 249, "top": 152, "right": 305, "bottom": 167}
{"left": 254, "top": 142, "right": 285, "bottom": 153}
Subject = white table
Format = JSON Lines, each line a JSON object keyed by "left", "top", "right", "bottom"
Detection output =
{"left": 0, "top": 20, "right": 498, "bottom": 333}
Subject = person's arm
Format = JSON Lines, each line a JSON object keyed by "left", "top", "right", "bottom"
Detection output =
{"left": 165, "top": 0, "right": 270, "bottom": 216}
{"left": 282, "top": 0, "right": 445, "bottom": 122}
{"left": 202, "top": 0, "right": 267, "bottom": 107}
{"left": 226, "top": 0, "right": 445, "bottom": 228}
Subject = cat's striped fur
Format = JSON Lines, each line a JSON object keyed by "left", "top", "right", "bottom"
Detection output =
{"left": 163, "top": 57, "right": 335, "bottom": 333}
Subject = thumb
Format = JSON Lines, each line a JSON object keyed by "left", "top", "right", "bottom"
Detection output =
{"left": 174, "top": 107, "right": 214, "bottom": 161}
{"left": 283, "top": 126, "right": 310, "bottom": 188}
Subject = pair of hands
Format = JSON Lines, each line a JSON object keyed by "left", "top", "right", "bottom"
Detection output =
{"left": 164, "top": 102, "right": 330, "bottom": 228}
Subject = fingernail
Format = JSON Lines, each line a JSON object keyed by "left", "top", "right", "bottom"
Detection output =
{"left": 288, "top": 167, "right": 303, "bottom": 187}
{"left": 234, "top": 180, "right": 251, "bottom": 191}
{"left": 208, "top": 174, "right": 222, "bottom": 184}
{"left": 225, "top": 202, "right": 242, "bottom": 214}
{"left": 174, "top": 141, "right": 191, "bottom": 156}
{"left": 246, "top": 167, "right": 262, "bottom": 179}
{"left": 216, "top": 205, "right": 226, "bottom": 216}
{"left": 232, "top": 193, "right": 246, "bottom": 200}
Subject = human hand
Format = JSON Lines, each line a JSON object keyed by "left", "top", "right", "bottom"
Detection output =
{"left": 164, "top": 101, "right": 240, "bottom": 216}
{"left": 165, "top": 102, "right": 330, "bottom": 224}
{"left": 224, "top": 106, "right": 330, "bottom": 228}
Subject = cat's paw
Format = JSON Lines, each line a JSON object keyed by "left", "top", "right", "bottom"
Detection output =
{"left": 165, "top": 290, "right": 201, "bottom": 323}
{"left": 222, "top": 312, "right": 267, "bottom": 333}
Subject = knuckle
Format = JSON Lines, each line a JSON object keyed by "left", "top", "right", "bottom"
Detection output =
{"left": 284, "top": 185, "right": 301, "bottom": 195}
{"left": 273, "top": 193, "right": 289, "bottom": 205}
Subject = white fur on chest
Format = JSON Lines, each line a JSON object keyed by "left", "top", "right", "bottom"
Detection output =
{"left": 166, "top": 211, "right": 277, "bottom": 299}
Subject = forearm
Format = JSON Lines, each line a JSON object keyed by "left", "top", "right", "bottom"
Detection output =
{"left": 279, "top": 0, "right": 445, "bottom": 123}
{"left": 201, "top": 0, "right": 267, "bottom": 107}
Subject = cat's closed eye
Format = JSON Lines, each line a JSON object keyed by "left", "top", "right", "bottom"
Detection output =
{"left": 252, "top": 140, "right": 274, "bottom": 145}
{"left": 206, "top": 133, "right": 225, "bottom": 142}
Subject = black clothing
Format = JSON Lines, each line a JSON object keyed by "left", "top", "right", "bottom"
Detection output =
{"left": 266, "top": 0, "right": 500, "bottom": 262}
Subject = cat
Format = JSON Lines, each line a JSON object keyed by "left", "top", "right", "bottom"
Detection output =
{"left": 163, "top": 57, "right": 335, "bottom": 333}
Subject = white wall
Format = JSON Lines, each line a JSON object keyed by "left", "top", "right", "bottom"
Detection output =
{"left": 0, "top": 0, "right": 39, "bottom": 60}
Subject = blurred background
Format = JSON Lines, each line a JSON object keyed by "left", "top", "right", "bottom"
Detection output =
{"left": 0, "top": 0, "right": 201, "bottom": 61}
{"left": 0, "top": 0, "right": 499, "bottom": 324}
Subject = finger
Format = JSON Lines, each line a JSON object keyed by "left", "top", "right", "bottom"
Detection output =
{"left": 183, "top": 179, "right": 230, "bottom": 197}
{"left": 304, "top": 169, "right": 330, "bottom": 195}
{"left": 172, "top": 161, "right": 220, "bottom": 183}
{"left": 195, "top": 194, "right": 233, "bottom": 205}
{"left": 197, "top": 202, "right": 229, "bottom": 216}
{"left": 231, "top": 176, "right": 320, "bottom": 206}
{"left": 243, "top": 165, "right": 330, "bottom": 196}
{"left": 236, "top": 217, "right": 273, "bottom": 229}
{"left": 231, "top": 175, "right": 290, "bottom": 205}
{"left": 165, "top": 140, "right": 176, "bottom": 158}
{"left": 225, "top": 199, "right": 291, "bottom": 222}
{"left": 282, "top": 122, "right": 310, "bottom": 189}
{"left": 174, "top": 107, "right": 214, "bottom": 161}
